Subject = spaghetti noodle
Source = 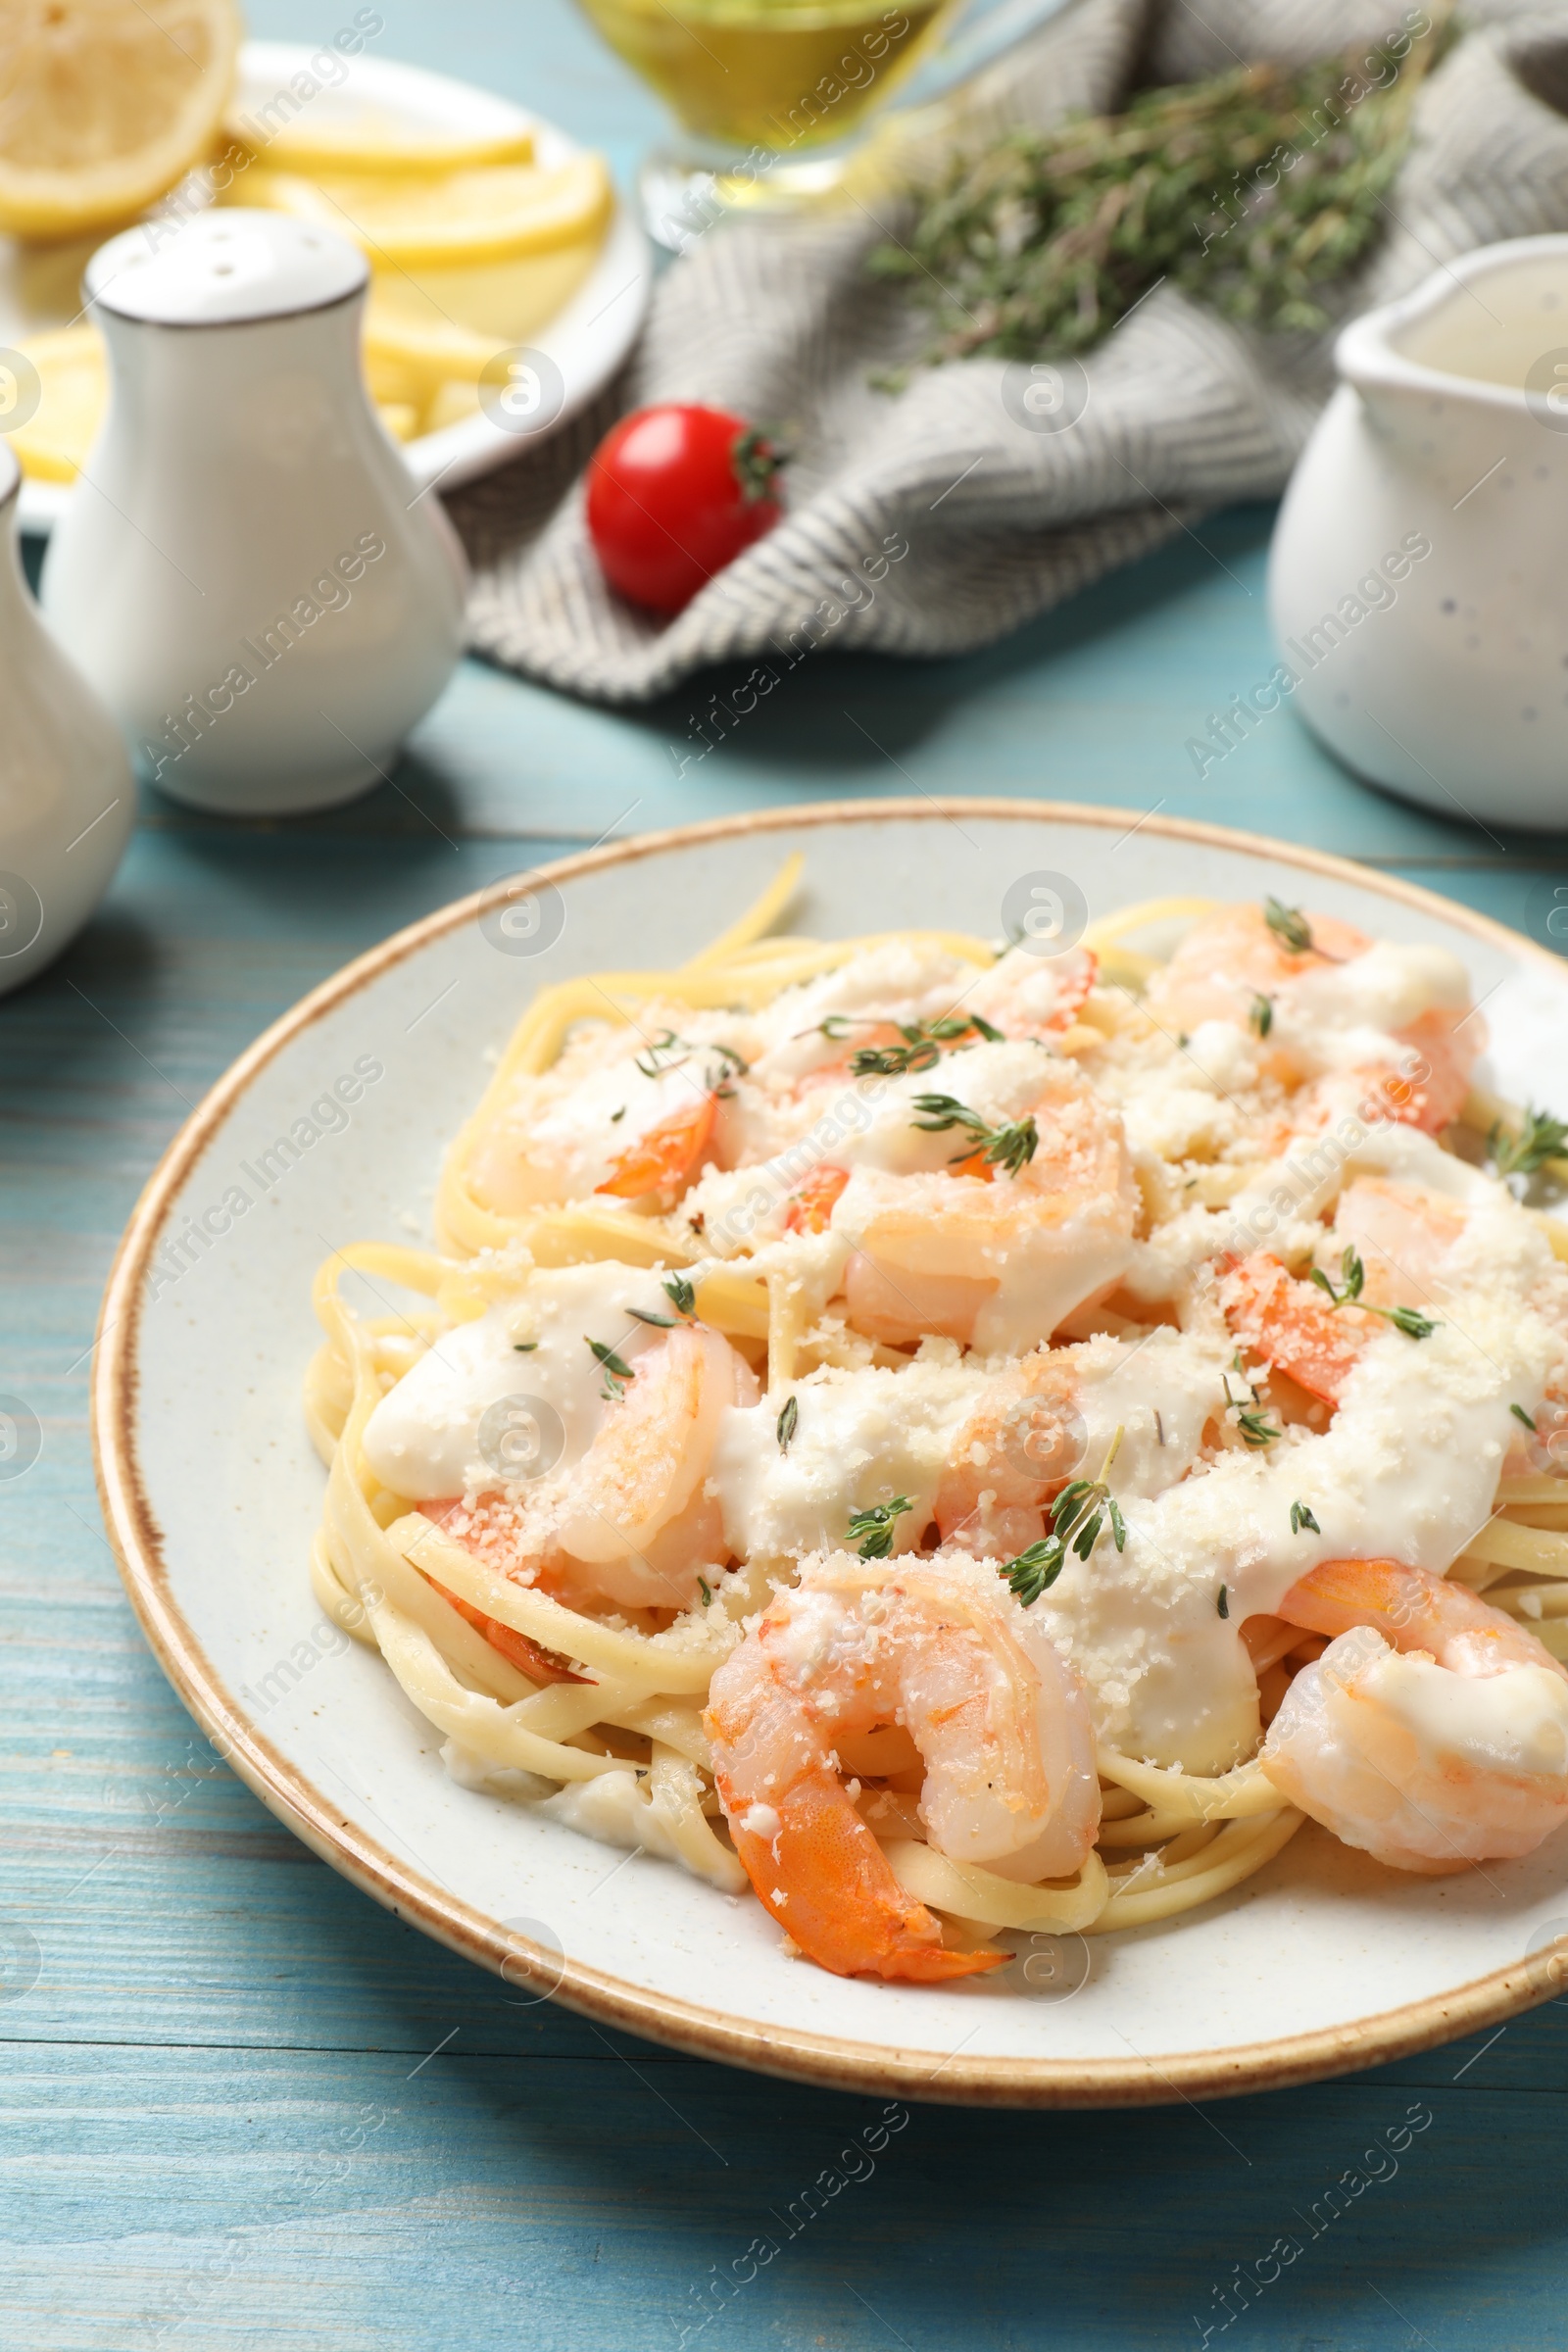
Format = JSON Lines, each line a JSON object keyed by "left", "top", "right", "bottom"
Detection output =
{"left": 304, "top": 868, "right": 1568, "bottom": 1977}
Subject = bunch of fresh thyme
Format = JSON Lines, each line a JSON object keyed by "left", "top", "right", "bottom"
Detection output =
{"left": 869, "top": 12, "right": 1451, "bottom": 371}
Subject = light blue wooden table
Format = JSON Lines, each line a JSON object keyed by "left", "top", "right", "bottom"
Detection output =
{"left": 8, "top": 7, "right": 1568, "bottom": 2347}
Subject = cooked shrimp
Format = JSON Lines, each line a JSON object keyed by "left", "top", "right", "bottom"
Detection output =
{"left": 705, "top": 1551, "right": 1101, "bottom": 1980}
{"left": 1145, "top": 901, "right": 1480, "bottom": 1134}
{"left": 1330, "top": 1175, "right": 1466, "bottom": 1310}
{"left": 1220, "top": 1253, "right": 1371, "bottom": 1407}
{"left": 784, "top": 1163, "right": 851, "bottom": 1234}
{"left": 963, "top": 944, "right": 1099, "bottom": 1038}
{"left": 1261, "top": 1558, "right": 1568, "bottom": 1872}
{"left": 933, "top": 1350, "right": 1085, "bottom": 1560}
{"left": 1222, "top": 1179, "right": 1470, "bottom": 1405}
{"left": 466, "top": 1014, "right": 743, "bottom": 1215}
{"left": 595, "top": 1094, "right": 717, "bottom": 1203}
{"left": 431, "top": 1324, "right": 759, "bottom": 1614}
{"left": 839, "top": 1059, "right": 1138, "bottom": 1353}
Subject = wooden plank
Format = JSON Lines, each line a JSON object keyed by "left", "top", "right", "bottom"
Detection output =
{"left": 4, "top": 10, "right": 1565, "bottom": 2348}
{"left": 4, "top": 2042, "right": 1568, "bottom": 2351}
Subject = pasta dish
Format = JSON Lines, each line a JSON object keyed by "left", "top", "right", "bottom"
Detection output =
{"left": 304, "top": 861, "right": 1568, "bottom": 1983}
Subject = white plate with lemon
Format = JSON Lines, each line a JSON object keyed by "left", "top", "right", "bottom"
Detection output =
{"left": 0, "top": 21, "right": 649, "bottom": 534}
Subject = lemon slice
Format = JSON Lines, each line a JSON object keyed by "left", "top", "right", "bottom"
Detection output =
{"left": 228, "top": 113, "right": 536, "bottom": 176}
{"left": 362, "top": 312, "right": 498, "bottom": 407}
{"left": 242, "top": 151, "right": 612, "bottom": 269}
{"left": 0, "top": 0, "right": 242, "bottom": 238}
{"left": 7, "top": 325, "right": 105, "bottom": 480}
{"left": 372, "top": 399, "right": 420, "bottom": 443}
{"left": 9, "top": 321, "right": 425, "bottom": 477}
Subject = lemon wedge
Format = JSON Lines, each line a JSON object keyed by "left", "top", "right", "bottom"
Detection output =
{"left": 0, "top": 0, "right": 242, "bottom": 238}
{"left": 241, "top": 151, "right": 612, "bottom": 269}
{"left": 227, "top": 114, "right": 536, "bottom": 176}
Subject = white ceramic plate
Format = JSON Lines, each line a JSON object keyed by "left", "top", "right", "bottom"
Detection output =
{"left": 93, "top": 803, "right": 1568, "bottom": 2105}
{"left": 6, "top": 42, "right": 650, "bottom": 535}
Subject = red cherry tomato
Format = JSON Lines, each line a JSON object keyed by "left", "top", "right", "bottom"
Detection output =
{"left": 585, "top": 403, "right": 785, "bottom": 615}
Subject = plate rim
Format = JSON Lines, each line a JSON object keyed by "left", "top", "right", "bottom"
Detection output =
{"left": 90, "top": 796, "right": 1568, "bottom": 2107}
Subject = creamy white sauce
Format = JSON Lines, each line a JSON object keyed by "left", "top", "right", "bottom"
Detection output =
{"left": 706, "top": 1332, "right": 1222, "bottom": 1563}
{"left": 406, "top": 921, "right": 1568, "bottom": 1830}
{"left": 711, "top": 1360, "right": 981, "bottom": 1561}
{"left": 1040, "top": 1291, "right": 1555, "bottom": 1773}
{"left": 361, "top": 1260, "right": 681, "bottom": 1500}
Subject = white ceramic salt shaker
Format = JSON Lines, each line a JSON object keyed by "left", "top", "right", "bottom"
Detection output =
{"left": 40, "top": 210, "right": 468, "bottom": 817}
{"left": 0, "top": 442, "right": 133, "bottom": 1000}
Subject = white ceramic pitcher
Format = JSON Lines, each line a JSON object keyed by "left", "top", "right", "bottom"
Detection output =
{"left": 1269, "top": 234, "right": 1568, "bottom": 831}
{"left": 0, "top": 442, "right": 132, "bottom": 999}
{"left": 40, "top": 210, "right": 468, "bottom": 817}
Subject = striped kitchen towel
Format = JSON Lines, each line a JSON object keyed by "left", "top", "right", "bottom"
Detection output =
{"left": 452, "top": 0, "right": 1568, "bottom": 705}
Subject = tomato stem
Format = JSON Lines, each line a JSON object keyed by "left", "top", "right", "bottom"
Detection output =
{"left": 731, "top": 426, "right": 786, "bottom": 505}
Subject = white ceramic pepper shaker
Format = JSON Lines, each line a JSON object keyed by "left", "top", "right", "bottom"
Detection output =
{"left": 40, "top": 210, "right": 468, "bottom": 817}
{"left": 0, "top": 442, "right": 133, "bottom": 1000}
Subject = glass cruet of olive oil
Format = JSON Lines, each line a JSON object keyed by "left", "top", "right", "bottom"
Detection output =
{"left": 575, "top": 0, "right": 1087, "bottom": 250}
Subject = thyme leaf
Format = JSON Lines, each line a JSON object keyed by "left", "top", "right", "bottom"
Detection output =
{"left": 662, "top": 1274, "right": 698, "bottom": 1319}
{"left": 1000, "top": 1427, "right": 1124, "bottom": 1603}
{"left": 910, "top": 1092, "right": 1039, "bottom": 1177}
{"left": 777, "top": 1395, "right": 799, "bottom": 1451}
{"left": 1003, "top": 1536, "right": 1066, "bottom": 1606}
{"left": 1250, "top": 993, "right": 1273, "bottom": 1038}
{"left": 1264, "top": 896, "right": 1314, "bottom": 955}
{"left": 1513, "top": 1403, "right": 1539, "bottom": 1432}
{"left": 1217, "top": 1585, "right": 1230, "bottom": 1619}
{"left": 585, "top": 1336, "right": 635, "bottom": 1398}
{"left": 1491, "top": 1105, "right": 1568, "bottom": 1180}
{"left": 627, "top": 1307, "right": 677, "bottom": 1328}
{"left": 845, "top": 1495, "right": 914, "bottom": 1560}
{"left": 1310, "top": 1245, "right": 1437, "bottom": 1338}
{"left": 1290, "top": 1499, "right": 1321, "bottom": 1536}
{"left": 634, "top": 1029, "right": 690, "bottom": 1080}
{"left": 811, "top": 1011, "right": 1006, "bottom": 1077}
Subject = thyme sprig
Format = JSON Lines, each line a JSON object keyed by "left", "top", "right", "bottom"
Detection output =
{"left": 846, "top": 1494, "right": 914, "bottom": 1560}
{"left": 1001, "top": 1428, "right": 1125, "bottom": 1606}
{"left": 629, "top": 1271, "right": 700, "bottom": 1329}
{"left": 812, "top": 1010, "right": 1003, "bottom": 1076}
{"left": 633, "top": 1030, "right": 749, "bottom": 1097}
{"left": 1308, "top": 1245, "right": 1438, "bottom": 1339}
{"left": 1491, "top": 1105, "right": 1568, "bottom": 1180}
{"left": 1223, "top": 1371, "right": 1277, "bottom": 1447}
{"left": 634, "top": 1029, "right": 689, "bottom": 1080}
{"left": 867, "top": 20, "right": 1450, "bottom": 371}
{"left": 910, "top": 1092, "right": 1039, "bottom": 1177}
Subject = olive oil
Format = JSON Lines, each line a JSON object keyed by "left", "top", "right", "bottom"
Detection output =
{"left": 576, "top": 0, "right": 952, "bottom": 153}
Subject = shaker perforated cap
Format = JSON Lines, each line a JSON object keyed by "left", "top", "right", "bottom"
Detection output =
{"left": 86, "top": 209, "right": 368, "bottom": 326}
